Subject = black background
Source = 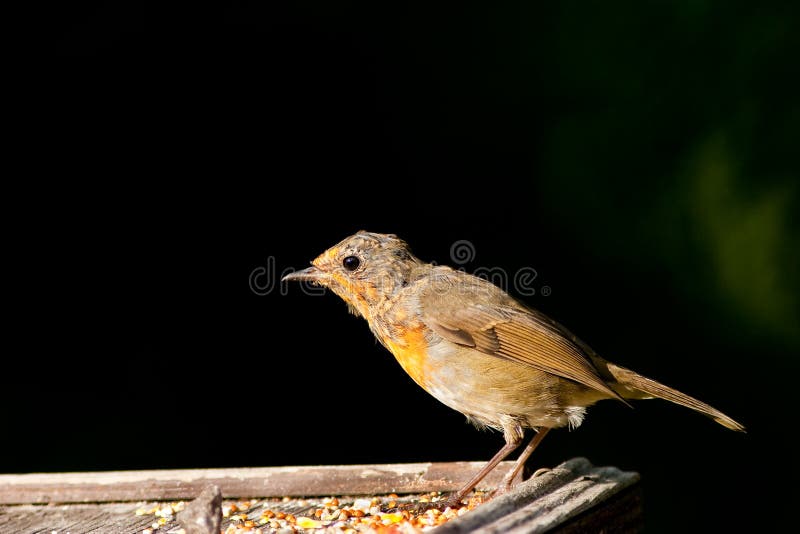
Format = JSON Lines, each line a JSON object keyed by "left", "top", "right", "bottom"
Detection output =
{"left": 17, "top": 1, "right": 800, "bottom": 531}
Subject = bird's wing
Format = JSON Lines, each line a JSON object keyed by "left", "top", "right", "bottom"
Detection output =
{"left": 419, "top": 273, "right": 624, "bottom": 401}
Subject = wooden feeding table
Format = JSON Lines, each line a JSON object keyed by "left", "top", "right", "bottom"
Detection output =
{"left": 0, "top": 457, "right": 641, "bottom": 533}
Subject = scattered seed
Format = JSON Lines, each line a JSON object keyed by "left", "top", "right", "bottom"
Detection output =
{"left": 295, "top": 516, "right": 322, "bottom": 528}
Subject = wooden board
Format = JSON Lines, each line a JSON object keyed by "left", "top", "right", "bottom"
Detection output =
{"left": 0, "top": 502, "right": 160, "bottom": 533}
{"left": 0, "top": 461, "right": 515, "bottom": 504}
{"left": 433, "top": 457, "right": 641, "bottom": 533}
{"left": 0, "top": 458, "right": 641, "bottom": 533}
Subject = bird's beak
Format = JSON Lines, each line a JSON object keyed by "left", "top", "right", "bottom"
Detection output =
{"left": 282, "top": 266, "right": 325, "bottom": 283}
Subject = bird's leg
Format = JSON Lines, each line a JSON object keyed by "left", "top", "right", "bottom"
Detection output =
{"left": 493, "top": 427, "right": 551, "bottom": 496}
{"left": 446, "top": 434, "right": 524, "bottom": 506}
{"left": 396, "top": 438, "right": 521, "bottom": 514}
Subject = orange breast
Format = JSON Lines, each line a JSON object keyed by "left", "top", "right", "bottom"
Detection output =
{"left": 384, "top": 325, "right": 431, "bottom": 391}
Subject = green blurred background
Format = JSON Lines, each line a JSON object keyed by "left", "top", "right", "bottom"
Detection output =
{"left": 34, "top": 1, "right": 800, "bottom": 531}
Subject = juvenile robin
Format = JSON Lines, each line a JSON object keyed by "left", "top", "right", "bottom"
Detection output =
{"left": 283, "top": 231, "right": 744, "bottom": 504}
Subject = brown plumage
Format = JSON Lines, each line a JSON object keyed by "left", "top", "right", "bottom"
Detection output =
{"left": 284, "top": 231, "right": 744, "bottom": 504}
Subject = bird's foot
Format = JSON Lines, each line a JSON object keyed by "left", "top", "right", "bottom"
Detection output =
{"left": 391, "top": 496, "right": 459, "bottom": 514}
{"left": 489, "top": 484, "right": 512, "bottom": 499}
{"left": 391, "top": 492, "right": 487, "bottom": 515}
{"left": 530, "top": 467, "right": 551, "bottom": 478}
{"left": 490, "top": 467, "right": 551, "bottom": 498}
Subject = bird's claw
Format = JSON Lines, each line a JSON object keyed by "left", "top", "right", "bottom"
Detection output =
{"left": 391, "top": 494, "right": 469, "bottom": 514}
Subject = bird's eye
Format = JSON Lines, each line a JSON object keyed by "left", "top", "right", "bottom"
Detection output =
{"left": 342, "top": 255, "right": 361, "bottom": 272}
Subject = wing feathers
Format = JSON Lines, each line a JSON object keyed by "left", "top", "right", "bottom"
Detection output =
{"left": 420, "top": 275, "right": 623, "bottom": 401}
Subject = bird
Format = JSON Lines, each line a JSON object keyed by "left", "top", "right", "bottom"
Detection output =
{"left": 283, "top": 231, "right": 744, "bottom": 505}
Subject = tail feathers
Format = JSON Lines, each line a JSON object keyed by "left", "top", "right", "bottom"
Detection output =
{"left": 605, "top": 362, "right": 745, "bottom": 432}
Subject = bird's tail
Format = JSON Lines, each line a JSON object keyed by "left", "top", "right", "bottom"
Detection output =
{"left": 600, "top": 360, "right": 745, "bottom": 432}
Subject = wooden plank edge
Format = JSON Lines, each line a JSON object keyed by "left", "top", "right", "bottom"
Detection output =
{"left": 433, "top": 458, "right": 640, "bottom": 533}
{"left": 0, "top": 461, "right": 515, "bottom": 504}
{"left": 553, "top": 484, "right": 644, "bottom": 534}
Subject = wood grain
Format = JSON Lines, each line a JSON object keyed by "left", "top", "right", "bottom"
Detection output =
{"left": 0, "top": 459, "right": 642, "bottom": 532}
{"left": 0, "top": 461, "right": 515, "bottom": 504}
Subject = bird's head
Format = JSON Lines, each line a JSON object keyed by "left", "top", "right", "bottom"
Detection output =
{"left": 283, "top": 231, "right": 422, "bottom": 318}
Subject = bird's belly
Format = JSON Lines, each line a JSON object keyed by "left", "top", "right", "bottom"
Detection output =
{"left": 394, "top": 339, "right": 600, "bottom": 430}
